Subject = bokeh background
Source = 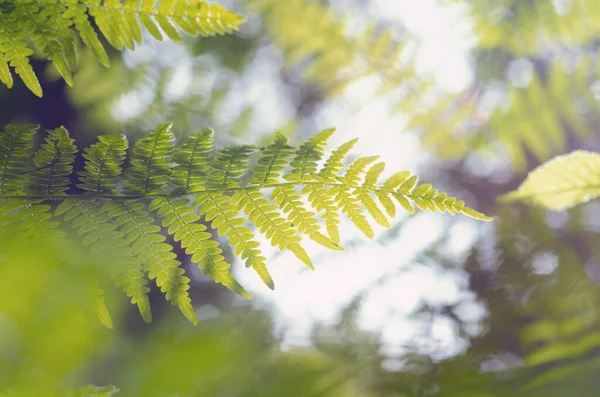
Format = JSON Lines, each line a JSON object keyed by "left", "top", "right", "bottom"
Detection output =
{"left": 3, "top": 0, "right": 600, "bottom": 395}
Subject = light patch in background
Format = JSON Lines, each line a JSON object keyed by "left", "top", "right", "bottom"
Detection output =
{"left": 369, "top": 0, "right": 475, "bottom": 92}
{"left": 234, "top": 0, "right": 484, "bottom": 363}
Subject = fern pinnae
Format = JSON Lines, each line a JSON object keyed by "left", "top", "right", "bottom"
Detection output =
{"left": 287, "top": 128, "right": 342, "bottom": 244}
{"left": 55, "top": 134, "right": 152, "bottom": 322}
{"left": 171, "top": 130, "right": 213, "bottom": 194}
{"left": 252, "top": 133, "right": 340, "bottom": 251}
{"left": 193, "top": 141, "right": 272, "bottom": 288}
{"left": 0, "top": 54, "right": 12, "bottom": 89}
{"left": 56, "top": 199, "right": 152, "bottom": 323}
{"left": 78, "top": 134, "right": 129, "bottom": 194}
{"left": 355, "top": 161, "right": 390, "bottom": 228}
{"left": 14, "top": 127, "right": 78, "bottom": 241}
{"left": 120, "top": 124, "right": 197, "bottom": 324}
{"left": 0, "top": 123, "right": 492, "bottom": 324}
{"left": 0, "top": 125, "right": 37, "bottom": 196}
{"left": 152, "top": 196, "right": 253, "bottom": 297}
{"left": 324, "top": 153, "right": 379, "bottom": 239}
{"left": 0, "top": 14, "right": 42, "bottom": 96}
{"left": 232, "top": 187, "right": 313, "bottom": 268}
{"left": 108, "top": 198, "right": 198, "bottom": 324}
{"left": 198, "top": 192, "right": 273, "bottom": 289}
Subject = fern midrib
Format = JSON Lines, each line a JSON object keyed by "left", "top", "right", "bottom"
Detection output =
{"left": 260, "top": 144, "right": 285, "bottom": 185}
{"left": 142, "top": 132, "right": 162, "bottom": 194}
{"left": 75, "top": 0, "right": 234, "bottom": 25}
{"left": 221, "top": 153, "right": 235, "bottom": 190}
{"left": 0, "top": 181, "right": 451, "bottom": 204}
{"left": 183, "top": 141, "right": 200, "bottom": 193}
{"left": 76, "top": 201, "right": 147, "bottom": 300}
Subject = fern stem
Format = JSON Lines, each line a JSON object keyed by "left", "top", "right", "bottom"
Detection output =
{"left": 0, "top": 181, "right": 455, "bottom": 205}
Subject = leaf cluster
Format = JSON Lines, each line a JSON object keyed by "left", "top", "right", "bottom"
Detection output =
{"left": 0, "top": 0, "right": 244, "bottom": 96}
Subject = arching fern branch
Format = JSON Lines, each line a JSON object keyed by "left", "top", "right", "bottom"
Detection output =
{"left": 0, "top": 123, "right": 492, "bottom": 325}
{"left": 0, "top": 0, "right": 245, "bottom": 96}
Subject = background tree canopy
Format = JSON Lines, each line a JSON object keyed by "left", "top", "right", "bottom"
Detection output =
{"left": 2, "top": 0, "right": 600, "bottom": 396}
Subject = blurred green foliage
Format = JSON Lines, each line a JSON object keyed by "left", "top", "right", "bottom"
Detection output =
{"left": 3, "top": 0, "right": 600, "bottom": 396}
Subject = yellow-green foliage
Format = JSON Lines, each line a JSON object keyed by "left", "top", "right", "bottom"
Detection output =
{"left": 0, "top": 123, "right": 491, "bottom": 325}
{"left": 408, "top": 56, "right": 600, "bottom": 172}
{"left": 245, "top": 0, "right": 419, "bottom": 96}
{"left": 458, "top": 0, "right": 600, "bottom": 56}
{"left": 0, "top": 0, "right": 244, "bottom": 96}
{"left": 502, "top": 150, "right": 600, "bottom": 210}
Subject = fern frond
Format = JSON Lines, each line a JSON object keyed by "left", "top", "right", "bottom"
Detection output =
{"left": 0, "top": 0, "right": 245, "bottom": 95}
{"left": 501, "top": 151, "right": 600, "bottom": 211}
{"left": 0, "top": 123, "right": 491, "bottom": 324}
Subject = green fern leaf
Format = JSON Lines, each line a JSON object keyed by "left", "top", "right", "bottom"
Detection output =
{"left": 0, "top": 54, "right": 12, "bottom": 88}
{"left": 501, "top": 151, "right": 600, "bottom": 211}
{"left": 327, "top": 153, "right": 378, "bottom": 239}
{"left": 0, "top": 123, "right": 492, "bottom": 325}
{"left": 249, "top": 133, "right": 295, "bottom": 186}
{"left": 288, "top": 128, "right": 341, "bottom": 243}
{"left": 95, "top": 288, "right": 113, "bottom": 329}
{"left": 121, "top": 125, "right": 195, "bottom": 323}
{"left": 78, "top": 134, "right": 128, "bottom": 194}
{"left": 57, "top": 199, "right": 153, "bottom": 322}
{"left": 105, "top": 199, "right": 197, "bottom": 324}
{"left": 15, "top": 3, "right": 77, "bottom": 86}
{"left": 192, "top": 140, "right": 272, "bottom": 288}
{"left": 150, "top": 196, "right": 253, "bottom": 296}
{"left": 0, "top": 0, "right": 244, "bottom": 94}
{"left": 232, "top": 188, "right": 313, "bottom": 268}
{"left": 194, "top": 192, "right": 272, "bottom": 289}
{"left": 124, "top": 124, "right": 174, "bottom": 195}
{"left": 0, "top": 124, "right": 37, "bottom": 195}
{"left": 171, "top": 129, "right": 212, "bottom": 194}
{"left": 63, "top": 3, "right": 111, "bottom": 67}
{"left": 0, "top": 13, "right": 42, "bottom": 96}
{"left": 9, "top": 127, "right": 77, "bottom": 241}
{"left": 55, "top": 134, "right": 152, "bottom": 322}
{"left": 26, "top": 126, "right": 78, "bottom": 197}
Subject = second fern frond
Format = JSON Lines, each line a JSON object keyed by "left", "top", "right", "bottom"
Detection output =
{"left": 0, "top": 0, "right": 245, "bottom": 96}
